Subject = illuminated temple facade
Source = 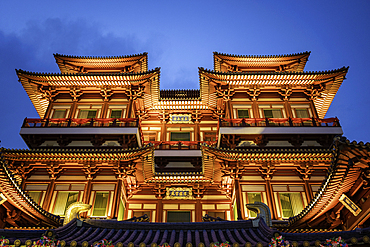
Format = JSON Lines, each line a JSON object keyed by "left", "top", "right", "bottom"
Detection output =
{"left": 2, "top": 51, "right": 370, "bottom": 239}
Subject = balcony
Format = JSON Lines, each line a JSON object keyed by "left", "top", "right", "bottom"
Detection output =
{"left": 20, "top": 118, "right": 142, "bottom": 148}
{"left": 218, "top": 117, "right": 343, "bottom": 148}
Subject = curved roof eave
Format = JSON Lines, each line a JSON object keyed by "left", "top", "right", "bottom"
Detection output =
{"left": 288, "top": 137, "right": 369, "bottom": 229}
{"left": 53, "top": 53, "right": 149, "bottom": 74}
{"left": 0, "top": 152, "right": 61, "bottom": 227}
{"left": 213, "top": 51, "right": 311, "bottom": 72}
{"left": 15, "top": 68, "right": 160, "bottom": 117}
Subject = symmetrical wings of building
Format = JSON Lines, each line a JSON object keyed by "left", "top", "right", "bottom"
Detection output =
{"left": 1, "top": 51, "right": 370, "bottom": 246}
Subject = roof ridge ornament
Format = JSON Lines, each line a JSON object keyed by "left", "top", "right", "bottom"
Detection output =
{"left": 63, "top": 202, "right": 92, "bottom": 226}
{"left": 246, "top": 202, "right": 272, "bottom": 227}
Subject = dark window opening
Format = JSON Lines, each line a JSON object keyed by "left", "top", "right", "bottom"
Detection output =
{"left": 237, "top": 109, "right": 249, "bottom": 118}
{"left": 167, "top": 211, "right": 191, "bottom": 222}
{"left": 78, "top": 110, "right": 97, "bottom": 119}
{"left": 263, "top": 109, "right": 282, "bottom": 118}
{"left": 52, "top": 109, "right": 67, "bottom": 118}
{"left": 110, "top": 109, "right": 123, "bottom": 118}
{"left": 170, "top": 132, "right": 190, "bottom": 141}
{"left": 295, "top": 109, "right": 309, "bottom": 118}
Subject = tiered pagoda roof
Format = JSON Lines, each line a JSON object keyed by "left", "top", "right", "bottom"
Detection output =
{"left": 199, "top": 66, "right": 348, "bottom": 118}
{"left": 213, "top": 51, "right": 311, "bottom": 72}
{"left": 16, "top": 52, "right": 348, "bottom": 118}
{"left": 15, "top": 68, "right": 160, "bottom": 118}
{"left": 54, "top": 53, "right": 148, "bottom": 73}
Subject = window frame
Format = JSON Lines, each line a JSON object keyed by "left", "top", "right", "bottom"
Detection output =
{"left": 272, "top": 184, "right": 305, "bottom": 219}
{"left": 232, "top": 105, "right": 253, "bottom": 119}
{"left": 246, "top": 192, "right": 263, "bottom": 218}
{"left": 259, "top": 104, "right": 286, "bottom": 118}
{"left": 166, "top": 211, "right": 191, "bottom": 223}
{"left": 50, "top": 183, "right": 85, "bottom": 216}
{"left": 89, "top": 183, "right": 115, "bottom": 218}
{"left": 106, "top": 104, "right": 127, "bottom": 118}
{"left": 74, "top": 104, "right": 102, "bottom": 119}
{"left": 290, "top": 104, "right": 313, "bottom": 118}
{"left": 49, "top": 104, "right": 71, "bottom": 119}
{"left": 53, "top": 191, "right": 80, "bottom": 216}
{"left": 170, "top": 132, "right": 191, "bottom": 141}
{"left": 92, "top": 191, "right": 110, "bottom": 217}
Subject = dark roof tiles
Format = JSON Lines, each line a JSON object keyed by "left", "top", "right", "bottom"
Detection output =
{"left": 199, "top": 66, "right": 349, "bottom": 76}
{"left": 53, "top": 53, "right": 148, "bottom": 60}
{"left": 213, "top": 51, "right": 311, "bottom": 59}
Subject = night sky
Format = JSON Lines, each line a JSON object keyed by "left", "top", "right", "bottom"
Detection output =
{"left": 0, "top": 1, "right": 369, "bottom": 149}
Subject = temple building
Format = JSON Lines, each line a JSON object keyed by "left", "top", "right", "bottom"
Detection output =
{"left": 1, "top": 51, "right": 370, "bottom": 246}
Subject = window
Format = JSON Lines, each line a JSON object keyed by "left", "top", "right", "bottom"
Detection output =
{"left": 204, "top": 132, "right": 216, "bottom": 142}
{"left": 295, "top": 109, "right": 310, "bottom": 118}
{"left": 110, "top": 109, "right": 123, "bottom": 118}
{"left": 247, "top": 192, "right": 262, "bottom": 217}
{"left": 171, "top": 132, "right": 190, "bottom": 141}
{"left": 25, "top": 184, "right": 48, "bottom": 206}
{"left": 28, "top": 191, "right": 42, "bottom": 204}
{"left": 263, "top": 109, "right": 282, "bottom": 118}
{"left": 143, "top": 132, "right": 157, "bottom": 142}
{"left": 52, "top": 109, "right": 67, "bottom": 119}
{"left": 106, "top": 105, "right": 127, "bottom": 118}
{"left": 278, "top": 192, "right": 304, "bottom": 218}
{"left": 53, "top": 192, "right": 79, "bottom": 216}
{"left": 237, "top": 109, "right": 250, "bottom": 118}
{"left": 167, "top": 211, "right": 191, "bottom": 222}
{"left": 78, "top": 110, "right": 97, "bottom": 119}
{"left": 92, "top": 192, "right": 109, "bottom": 216}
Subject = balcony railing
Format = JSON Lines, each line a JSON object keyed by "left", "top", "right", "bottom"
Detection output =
{"left": 143, "top": 141, "right": 217, "bottom": 150}
{"left": 219, "top": 117, "right": 340, "bottom": 127}
{"left": 22, "top": 118, "right": 139, "bottom": 128}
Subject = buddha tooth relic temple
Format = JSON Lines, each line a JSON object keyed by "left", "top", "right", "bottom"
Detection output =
{"left": 1, "top": 51, "right": 370, "bottom": 246}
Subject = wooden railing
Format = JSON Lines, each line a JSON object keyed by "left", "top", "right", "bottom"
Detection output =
{"left": 143, "top": 141, "right": 217, "bottom": 150}
{"left": 219, "top": 117, "right": 340, "bottom": 127}
{"left": 22, "top": 118, "right": 139, "bottom": 128}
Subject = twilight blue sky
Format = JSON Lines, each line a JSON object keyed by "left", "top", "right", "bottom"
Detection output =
{"left": 0, "top": 1, "right": 369, "bottom": 148}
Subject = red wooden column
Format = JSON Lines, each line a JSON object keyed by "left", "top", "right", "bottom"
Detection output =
{"left": 265, "top": 179, "right": 277, "bottom": 220}
{"left": 43, "top": 179, "right": 55, "bottom": 211}
{"left": 234, "top": 178, "right": 244, "bottom": 220}
{"left": 304, "top": 178, "right": 313, "bottom": 202}
{"left": 157, "top": 199, "right": 163, "bottom": 222}
{"left": 195, "top": 199, "right": 202, "bottom": 222}
{"left": 113, "top": 178, "right": 123, "bottom": 218}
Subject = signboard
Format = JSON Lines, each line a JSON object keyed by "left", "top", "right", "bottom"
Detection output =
{"left": 339, "top": 194, "right": 362, "bottom": 216}
{"left": 165, "top": 187, "right": 193, "bottom": 200}
{"left": 169, "top": 114, "right": 192, "bottom": 124}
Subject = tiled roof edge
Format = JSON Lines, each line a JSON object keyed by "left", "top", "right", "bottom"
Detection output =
{"left": 53, "top": 52, "right": 148, "bottom": 59}
{"left": 15, "top": 67, "right": 160, "bottom": 77}
{"left": 287, "top": 136, "right": 365, "bottom": 226}
{"left": 199, "top": 66, "right": 349, "bottom": 75}
{"left": 0, "top": 152, "right": 61, "bottom": 225}
{"left": 0, "top": 143, "right": 154, "bottom": 154}
{"left": 200, "top": 143, "right": 332, "bottom": 154}
{"left": 213, "top": 51, "right": 311, "bottom": 58}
